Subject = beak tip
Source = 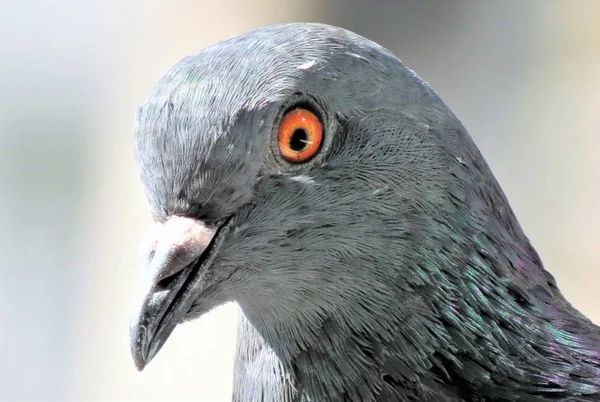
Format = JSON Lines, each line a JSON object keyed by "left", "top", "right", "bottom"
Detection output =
{"left": 134, "top": 358, "right": 147, "bottom": 372}
{"left": 131, "top": 341, "right": 154, "bottom": 372}
{"left": 131, "top": 344, "right": 147, "bottom": 372}
{"left": 130, "top": 325, "right": 161, "bottom": 373}
{"left": 130, "top": 324, "right": 149, "bottom": 372}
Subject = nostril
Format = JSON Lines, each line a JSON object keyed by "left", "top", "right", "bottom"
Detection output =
{"left": 142, "top": 216, "right": 226, "bottom": 290}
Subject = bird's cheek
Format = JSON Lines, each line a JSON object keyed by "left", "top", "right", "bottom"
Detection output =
{"left": 185, "top": 257, "right": 242, "bottom": 318}
{"left": 184, "top": 289, "right": 223, "bottom": 319}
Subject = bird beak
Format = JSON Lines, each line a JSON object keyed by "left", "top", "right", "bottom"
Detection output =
{"left": 129, "top": 216, "right": 222, "bottom": 371}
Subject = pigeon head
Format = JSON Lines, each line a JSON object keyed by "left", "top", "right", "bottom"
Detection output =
{"left": 131, "top": 22, "right": 453, "bottom": 365}
{"left": 129, "top": 23, "right": 599, "bottom": 399}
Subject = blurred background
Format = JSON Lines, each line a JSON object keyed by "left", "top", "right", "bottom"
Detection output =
{"left": 1, "top": 1, "right": 599, "bottom": 401}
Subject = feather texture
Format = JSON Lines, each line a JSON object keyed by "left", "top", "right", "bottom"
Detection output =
{"left": 132, "top": 23, "right": 600, "bottom": 401}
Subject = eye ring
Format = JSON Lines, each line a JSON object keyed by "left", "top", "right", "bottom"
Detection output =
{"left": 277, "top": 108, "right": 323, "bottom": 163}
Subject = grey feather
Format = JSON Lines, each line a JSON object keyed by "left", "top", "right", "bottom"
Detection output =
{"left": 133, "top": 23, "right": 600, "bottom": 401}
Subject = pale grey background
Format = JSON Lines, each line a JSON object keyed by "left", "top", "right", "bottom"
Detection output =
{"left": 1, "top": 1, "right": 598, "bottom": 401}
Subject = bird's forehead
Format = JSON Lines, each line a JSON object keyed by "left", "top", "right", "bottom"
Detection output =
{"left": 137, "top": 26, "right": 341, "bottom": 122}
{"left": 135, "top": 23, "right": 389, "bottom": 128}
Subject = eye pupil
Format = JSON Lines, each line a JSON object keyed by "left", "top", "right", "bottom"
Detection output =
{"left": 289, "top": 129, "right": 308, "bottom": 152}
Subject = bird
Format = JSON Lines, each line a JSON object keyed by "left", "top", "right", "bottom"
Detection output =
{"left": 129, "top": 23, "right": 600, "bottom": 401}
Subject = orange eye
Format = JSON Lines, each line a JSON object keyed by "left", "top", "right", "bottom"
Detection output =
{"left": 277, "top": 108, "right": 323, "bottom": 163}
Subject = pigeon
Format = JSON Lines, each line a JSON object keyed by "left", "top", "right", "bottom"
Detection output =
{"left": 129, "top": 23, "right": 600, "bottom": 401}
